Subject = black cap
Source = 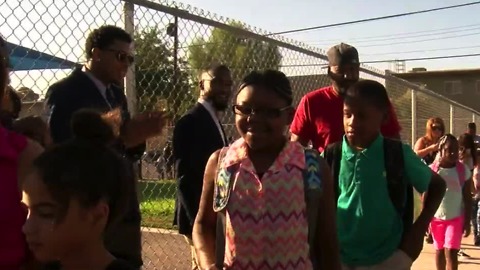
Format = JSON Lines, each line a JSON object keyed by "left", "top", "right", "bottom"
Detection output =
{"left": 327, "top": 43, "right": 359, "bottom": 66}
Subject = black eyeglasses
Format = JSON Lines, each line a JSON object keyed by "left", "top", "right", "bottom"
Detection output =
{"left": 232, "top": 105, "right": 290, "bottom": 118}
{"left": 104, "top": 49, "right": 134, "bottom": 65}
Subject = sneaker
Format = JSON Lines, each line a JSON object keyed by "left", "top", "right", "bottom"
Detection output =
{"left": 458, "top": 249, "right": 471, "bottom": 258}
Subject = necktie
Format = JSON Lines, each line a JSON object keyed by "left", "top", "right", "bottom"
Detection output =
{"left": 219, "top": 120, "right": 228, "bottom": 146}
{"left": 105, "top": 86, "right": 116, "bottom": 108}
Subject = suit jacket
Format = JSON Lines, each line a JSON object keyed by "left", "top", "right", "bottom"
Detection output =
{"left": 173, "top": 102, "right": 226, "bottom": 236}
{"left": 46, "top": 68, "right": 145, "bottom": 160}
{"left": 45, "top": 68, "right": 143, "bottom": 268}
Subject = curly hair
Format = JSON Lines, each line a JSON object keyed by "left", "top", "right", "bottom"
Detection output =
{"left": 85, "top": 25, "right": 132, "bottom": 59}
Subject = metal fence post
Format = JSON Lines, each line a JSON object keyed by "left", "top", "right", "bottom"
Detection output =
{"left": 450, "top": 105, "right": 454, "bottom": 133}
{"left": 411, "top": 89, "right": 417, "bottom": 146}
{"left": 123, "top": 1, "right": 137, "bottom": 115}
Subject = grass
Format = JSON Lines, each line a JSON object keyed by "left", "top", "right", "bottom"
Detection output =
{"left": 138, "top": 180, "right": 176, "bottom": 229}
{"left": 137, "top": 180, "right": 425, "bottom": 229}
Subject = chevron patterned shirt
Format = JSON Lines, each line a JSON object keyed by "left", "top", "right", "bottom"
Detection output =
{"left": 221, "top": 138, "right": 313, "bottom": 269}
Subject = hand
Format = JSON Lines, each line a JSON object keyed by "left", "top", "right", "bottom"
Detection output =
{"left": 399, "top": 227, "right": 425, "bottom": 261}
{"left": 101, "top": 108, "right": 123, "bottom": 137}
{"left": 130, "top": 111, "right": 168, "bottom": 137}
{"left": 430, "top": 143, "right": 439, "bottom": 152}
{"left": 464, "top": 221, "right": 471, "bottom": 237}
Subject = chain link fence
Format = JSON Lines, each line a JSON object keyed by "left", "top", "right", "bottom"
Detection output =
{"left": 2, "top": 0, "right": 480, "bottom": 268}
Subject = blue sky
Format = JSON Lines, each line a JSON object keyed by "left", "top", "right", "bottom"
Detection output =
{"left": 179, "top": 0, "right": 480, "bottom": 71}
{"left": 2, "top": 0, "right": 479, "bottom": 94}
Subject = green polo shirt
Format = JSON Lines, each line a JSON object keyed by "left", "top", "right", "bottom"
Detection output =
{"left": 336, "top": 135, "right": 432, "bottom": 266}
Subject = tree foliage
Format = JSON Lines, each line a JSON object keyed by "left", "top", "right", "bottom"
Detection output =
{"left": 188, "top": 21, "right": 282, "bottom": 82}
{"left": 134, "top": 26, "right": 195, "bottom": 121}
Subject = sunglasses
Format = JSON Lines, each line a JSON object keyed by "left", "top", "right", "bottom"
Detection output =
{"left": 232, "top": 105, "right": 290, "bottom": 118}
{"left": 431, "top": 125, "right": 443, "bottom": 131}
{"left": 104, "top": 49, "right": 134, "bottom": 65}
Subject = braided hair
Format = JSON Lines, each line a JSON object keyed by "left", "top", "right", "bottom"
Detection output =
{"left": 436, "top": 134, "right": 458, "bottom": 160}
{"left": 236, "top": 70, "right": 293, "bottom": 106}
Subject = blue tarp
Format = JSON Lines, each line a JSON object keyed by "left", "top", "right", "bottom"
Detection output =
{"left": 6, "top": 42, "right": 79, "bottom": 71}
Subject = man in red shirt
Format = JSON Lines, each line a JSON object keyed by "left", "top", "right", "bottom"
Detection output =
{"left": 290, "top": 43, "right": 401, "bottom": 152}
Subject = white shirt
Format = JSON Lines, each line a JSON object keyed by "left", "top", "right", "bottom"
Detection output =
{"left": 82, "top": 66, "right": 112, "bottom": 109}
{"left": 434, "top": 164, "right": 472, "bottom": 220}
{"left": 198, "top": 98, "right": 227, "bottom": 145}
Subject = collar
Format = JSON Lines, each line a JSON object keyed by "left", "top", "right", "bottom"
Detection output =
{"left": 82, "top": 66, "right": 109, "bottom": 93}
{"left": 342, "top": 134, "right": 383, "bottom": 161}
{"left": 222, "top": 138, "right": 306, "bottom": 172}
{"left": 198, "top": 97, "right": 220, "bottom": 119}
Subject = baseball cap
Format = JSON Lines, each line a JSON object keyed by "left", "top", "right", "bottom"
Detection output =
{"left": 327, "top": 43, "right": 359, "bottom": 66}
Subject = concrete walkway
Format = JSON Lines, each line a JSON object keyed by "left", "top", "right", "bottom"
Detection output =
{"left": 413, "top": 235, "right": 480, "bottom": 270}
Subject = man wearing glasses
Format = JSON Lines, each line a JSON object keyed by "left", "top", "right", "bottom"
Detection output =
{"left": 46, "top": 25, "right": 166, "bottom": 269}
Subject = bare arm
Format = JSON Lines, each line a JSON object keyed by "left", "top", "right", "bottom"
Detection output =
{"left": 401, "top": 172, "right": 446, "bottom": 260}
{"left": 121, "top": 112, "right": 167, "bottom": 148}
{"left": 193, "top": 150, "right": 220, "bottom": 269}
{"left": 462, "top": 178, "right": 473, "bottom": 237}
{"left": 416, "top": 172, "right": 445, "bottom": 231}
{"left": 315, "top": 158, "right": 341, "bottom": 270}
{"left": 290, "top": 133, "right": 309, "bottom": 148}
{"left": 414, "top": 137, "right": 435, "bottom": 158}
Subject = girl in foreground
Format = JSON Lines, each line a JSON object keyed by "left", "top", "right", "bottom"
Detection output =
{"left": 22, "top": 109, "right": 136, "bottom": 270}
{"left": 193, "top": 70, "right": 340, "bottom": 270}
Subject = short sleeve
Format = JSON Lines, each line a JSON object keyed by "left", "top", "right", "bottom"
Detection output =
{"left": 380, "top": 102, "right": 401, "bottom": 138}
{"left": 402, "top": 144, "right": 432, "bottom": 193}
{"left": 290, "top": 95, "right": 312, "bottom": 141}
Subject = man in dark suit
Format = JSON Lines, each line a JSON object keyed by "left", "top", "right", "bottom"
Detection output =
{"left": 173, "top": 64, "right": 232, "bottom": 269}
{"left": 45, "top": 25, "right": 166, "bottom": 269}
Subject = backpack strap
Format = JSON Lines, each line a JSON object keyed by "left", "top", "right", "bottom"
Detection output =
{"left": 213, "top": 147, "right": 233, "bottom": 269}
{"left": 383, "top": 139, "right": 406, "bottom": 215}
{"left": 303, "top": 148, "right": 323, "bottom": 269}
{"left": 383, "top": 138, "right": 411, "bottom": 234}
{"left": 323, "top": 142, "right": 342, "bottom": 200}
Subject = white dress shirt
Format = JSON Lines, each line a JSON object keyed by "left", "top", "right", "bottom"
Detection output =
{"left": 198, "top": 98, "right": 227, "bottom": 145}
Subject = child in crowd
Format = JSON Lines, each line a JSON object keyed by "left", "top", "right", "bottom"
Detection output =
{"left": 324, "top": 80, "right": 446, "bottom": 270}
{"left": 193, "top": 70, "right": 340, "bottom": 270}
{"left": 22, "top": 109, "right": 136, "bottom": 270}
{"left": 0, "top": 35, "right": 44, "bottom": 270}
{"left": 430, "top": 134, "right": 472, "bottom": 270}
{"left": 458, "top": 133, "right": 476, "bottom": 172}
{"left": 13, "top": 115, "right": 52, "bottom": 148}
{"left": 474, "top": 150, "right": 480, "bottom": 246}
{"left": 457, "top": 133, "right": 477, "bottom": 251}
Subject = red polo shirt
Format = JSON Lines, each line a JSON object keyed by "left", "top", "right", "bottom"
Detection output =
{"left": 290, "top": 86, "right": 401, "bottom": 152}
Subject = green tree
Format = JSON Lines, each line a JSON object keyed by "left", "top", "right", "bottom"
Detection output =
{"left": 134, "top": 26, "right": 195, "bottom": 121}
{"left": 188, "top": 21, "right": 282, "bottom": 81}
